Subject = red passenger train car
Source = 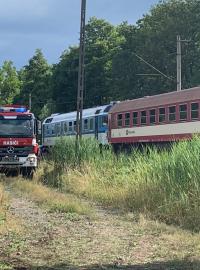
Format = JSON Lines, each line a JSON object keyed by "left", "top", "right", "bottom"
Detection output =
{"left": 108, "top": 87, "right": 200, "bottom": 150}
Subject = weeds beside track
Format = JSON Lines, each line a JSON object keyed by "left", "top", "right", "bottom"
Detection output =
{"left": 39, "top": 137, "right": 200, "bottom": 231}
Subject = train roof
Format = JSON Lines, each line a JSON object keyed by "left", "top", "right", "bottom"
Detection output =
{"left": 43, "top": 104, "right": 112, "bottom": 124}
{"left": 110, "top": 86, "right": 200, "bottom": 114}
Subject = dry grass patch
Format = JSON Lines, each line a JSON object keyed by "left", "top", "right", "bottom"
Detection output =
{"left": 0, "top": 182, "right": 22, "bottom": 235}
{"left": 11, "top": 179, "right": 92, "bottom": 216}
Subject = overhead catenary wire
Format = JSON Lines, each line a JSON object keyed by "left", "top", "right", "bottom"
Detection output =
{"left": 133, "top": 52, "right": 174, "bottom": 81}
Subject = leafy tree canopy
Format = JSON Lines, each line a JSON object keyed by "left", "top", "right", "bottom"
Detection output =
{"left": 0, "top": 61, "right": 21, "bottom": 105}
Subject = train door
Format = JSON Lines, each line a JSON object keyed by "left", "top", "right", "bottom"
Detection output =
{"left": 95, "top": 116, "right": 99, "bottom": 140}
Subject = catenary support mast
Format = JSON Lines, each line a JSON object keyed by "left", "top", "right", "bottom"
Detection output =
{"left": 76, "top": 0, "right": 86, "bottom": 142}
{"left": 177, "top": 35, "right": 182, "bottom": 91}
{"left": 177, "top": 35, "right": 190, "bottom": 91}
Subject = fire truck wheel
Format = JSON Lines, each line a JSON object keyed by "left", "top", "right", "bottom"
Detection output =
{"left": 21, "top": 167, "right": 34, "bottom": 180}
{"left": 5, "top": 170, "right": 19, "bottom": 177}
{"left": 5, "top": 170, "right": 13, "bottom": 177}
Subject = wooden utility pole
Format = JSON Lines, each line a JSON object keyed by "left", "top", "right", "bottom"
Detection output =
{"left": 76, "top": 0, "right": 86, "bottom": 143}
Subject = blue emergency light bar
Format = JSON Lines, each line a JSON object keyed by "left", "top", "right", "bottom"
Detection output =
{"left": 0, "top": 106, "right": 28, "bottom": 113}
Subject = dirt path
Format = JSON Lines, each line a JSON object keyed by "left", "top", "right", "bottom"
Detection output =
{"left": 0, "top": 186, "right": 200, "bottom": 270}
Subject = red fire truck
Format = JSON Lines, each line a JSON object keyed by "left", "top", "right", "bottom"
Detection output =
{"left": 0, "top": 105, "right": 40, "bottom": 178}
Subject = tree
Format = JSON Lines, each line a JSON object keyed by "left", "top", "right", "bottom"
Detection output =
{"left": 84, "top": 17, "right": 123, "bottom": 106}
{"left": 15, "top": 49, "right": 52, "bottom": 118}
{"left": 134, "top": 0, "right": 200, "bottom": 93}
{"left": 51, "top": 46, "right": 79, "bottom": 113}
{"left": 0, "top": 61, "right": 21, "bottom": 104}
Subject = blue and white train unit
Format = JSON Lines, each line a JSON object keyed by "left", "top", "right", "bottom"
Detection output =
{"left": 42, "top": 104, "right": 114, "bottom": 147}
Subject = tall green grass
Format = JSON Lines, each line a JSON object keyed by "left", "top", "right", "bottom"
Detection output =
{"left": 40, "top": 137, "right": 200, "bottom": 231}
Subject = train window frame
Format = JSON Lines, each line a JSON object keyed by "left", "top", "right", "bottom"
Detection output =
{"left": 133, "top": 112, "right": 138, "bottom": 126}
{"left": 159, "top": 107, "right": 166, "bottom": 123}
{"left": 149, "top": 109, "right": 156, "bottom": 125}
{"left": 168, "top": 106, "right": 176, "bottom": 122}
{"left": 125, "top": 112, "right": 130, "bottom": 127}
{"left": 191, "top": 102, "right": 199, "bottom": 120}
{"left": 141, "top": 111, "right": 147, "bottom": 126}
{"left": 44, "top": 125, "right": 50, "bottom": 137}
{"left": 73, "top": 121, "right": 77, "bottom": 133}
{"left": 117, "top": 114, "right": 123, "bottom": 128}
{"left": 68, "top": 121, "right": 73, "bottom": 132}
{"left": 179, "top": 104, "right": 187, "bottom": 121}
{"left": 102, "top": 115, "right": 108, "bottom": 128}
{"left": 84, "top": 118, "right": 88, "bottom": 131}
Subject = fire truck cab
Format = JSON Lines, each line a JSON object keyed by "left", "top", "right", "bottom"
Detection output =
{"left": 0, "top": 105, "right": 39, "bottom": 178}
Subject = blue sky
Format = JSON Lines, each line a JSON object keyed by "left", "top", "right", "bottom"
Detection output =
{"left": 0, "top": 0, "right": 159, "bottom": 68}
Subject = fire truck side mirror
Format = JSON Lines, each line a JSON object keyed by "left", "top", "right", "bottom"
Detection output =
{"left": 37, "top": 120, "right": 42, "bottom": 135}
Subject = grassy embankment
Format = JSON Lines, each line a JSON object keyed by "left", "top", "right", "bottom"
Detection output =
{"left": 34, "top": 137, "right": 200, "bottom": 231}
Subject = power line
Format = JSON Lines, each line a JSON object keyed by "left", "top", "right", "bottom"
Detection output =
{"left": 133, "top": 52, "right": 174, "bottom": 81}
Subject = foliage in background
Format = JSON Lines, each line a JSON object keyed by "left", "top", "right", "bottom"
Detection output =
{"left": 0, "top": 61, "right": 21, "bottom": 105}
{"left": 14, "top": 49, "right": 52, "bottom": 118}
{"left": 51, "top": 47, "right": 79, "bottom": 113}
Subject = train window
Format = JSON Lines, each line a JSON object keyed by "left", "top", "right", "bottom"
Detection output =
{"left": 95, "top": 109, "right": 101, "bottom": 115}
{"left": 150, "top": 109, "right": 156, "bottom": 124}
{"left": 45, "top": 118, "right": 53, "bottom": 124}
{"left": 98, "top": 117, "right": 102, "bottom": 129}
{"left": 159, "top": 108, "right": 166, "bottom": 123}
{"left": 133, "top": 112, "right": 138, "bottom": 126}
{"left": 125, "top": 113, "right": 130, "bottom": 127}
{"left": 102, "top": 116, "right": 108, "bottom": 127}
{"left": 69, "top": 122, "right": 72, "bottom": 132}
{"left": 179, "top": 104, "right": 187, "bottom": 120}
{"left": 46, "top": 125, "right": 50, "bottom": 136}
{"left": 89, "top": 118, "right": 94, "bottom": 130}
{"left": 169, "top": 106, "right": 176, "bottom": 122}
{"left": 117, "top": 114, "right": 123, "bottom": 128}
{"left": 104, "top": 105, "right": 112, "bottom": 113}
{"left": 84, "top": 119, "right": 88, "bottom": 130}
{"left": 191, "top": 103, "right": 199, "bottom": 120}
{"left": 141, "top": 111, "right": 147, "bottom": 125}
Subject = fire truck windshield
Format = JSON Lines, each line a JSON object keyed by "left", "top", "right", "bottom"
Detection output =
{"left": 0, "top": 119, "right": 34, "bottom": 137}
